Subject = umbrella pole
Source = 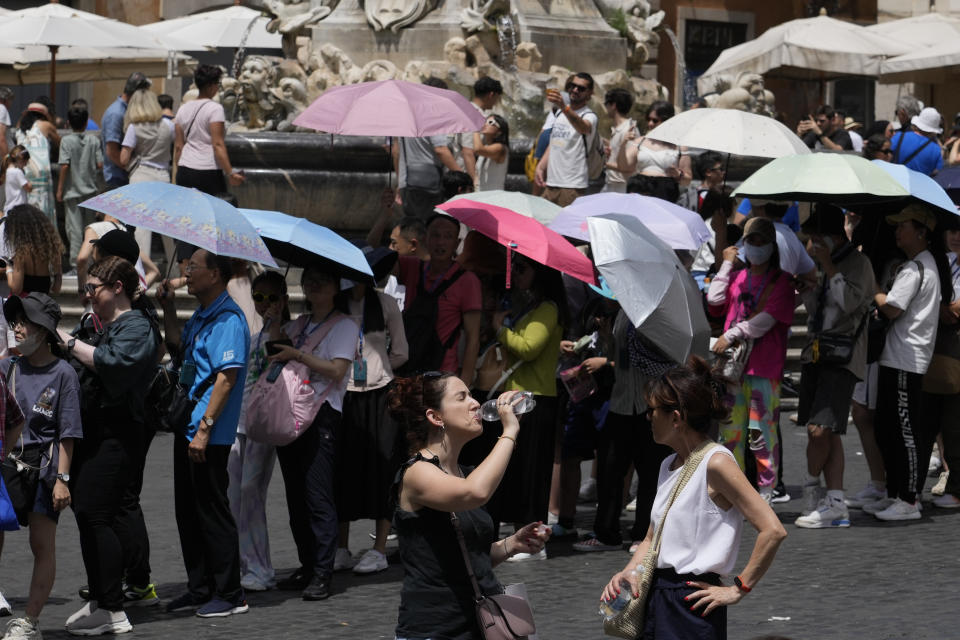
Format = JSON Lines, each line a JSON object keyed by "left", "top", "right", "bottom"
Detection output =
{"left": 49, "top": 45, "right": 59, "bottom": 106}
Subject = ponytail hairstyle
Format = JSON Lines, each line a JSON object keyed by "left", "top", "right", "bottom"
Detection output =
{"left": 251, "top": 270, "right": 291, "bottom": 324}
{"left": 0, "top": 145, "right": 29, "bottom": 186}
{"left": 644, "top": 355, "right": 731, "bottom": 434}
{"left": 387, "top": 372, "right": 456, "bottom": 454}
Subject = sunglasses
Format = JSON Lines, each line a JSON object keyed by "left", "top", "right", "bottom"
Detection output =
{"left": 251, "top": 291, "right": 281, "bottom": 304}
{"left": 882, "top": 148, "right": 893, "bottom": 155}
{"left": 84, "top": 282, "right": 110, "bottom": 297}
{"left": 485, "top": 118, "right": 500, "bottom": 128}
{"left": 567, "top": 84, "right": 590, "bottom": 93}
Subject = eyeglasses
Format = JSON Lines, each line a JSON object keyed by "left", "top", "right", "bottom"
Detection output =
{"left": 881, "top": 148, "right": 893, "bottom": 155}
{"left": 184, "top": 263, "right": 209, "bottom": 274}
{"left": 9, "top": 318, "right": 28, "bottom": 330}
{"left": 84, "top": 282, "right": 110, "bottom": 297}
{"left": 251, "top": 291, "right": 281, "bottom": 304}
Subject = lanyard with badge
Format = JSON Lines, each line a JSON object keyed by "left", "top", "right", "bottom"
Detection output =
{"left": 353, "top": 320, "right": 367, "bottom": 386}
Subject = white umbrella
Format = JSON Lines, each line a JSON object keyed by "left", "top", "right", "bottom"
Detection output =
{"left": 698, "top": 14, "right": 913, "bottom": 93}
{"left": 644, "top": 108, "right": 810, "bottom": 159}
{"left": 865, "top": 12, "right": 960, "bottom": 48}
{"left": 142, "top": 5, "right": 281, "bottom": 50}
{"left": 880, "top": 39, "right": 960, "bottom": 84}
{"left": 587, "top": 213, "right": 710, "bottom": 364}
{"left": 0, "top": 46, "right": 194, "bottom": 84}
{"left": 0, "top": 2, "right": 197, "bottom": 102}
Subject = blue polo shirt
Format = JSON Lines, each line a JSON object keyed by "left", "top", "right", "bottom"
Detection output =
{"left": 891, "top": 130, "right": 943, "bottom": 176}
{"left": 101, "top": 96, "right": 128, "bottom": 186}
{"left": 181, "top": 291, "right": 250, "bottom": 445}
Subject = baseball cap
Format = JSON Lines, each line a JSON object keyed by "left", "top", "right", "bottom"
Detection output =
{"left": 91, "top": 229, "right": 139, "bottom": 264}
{"left": 743, "top": 217, "right": 776, "bottom": 245}
{"left": 124, "top": 71, "right": 152, "bottom": 96}
{"left": 3, "top": 292, "right": 62, "bottom": 340}
{"left": 911, "top": 107, "right": 943, "bottom": 134}
{"left": 886, "top": 204, "right": 937, "bottom": 231}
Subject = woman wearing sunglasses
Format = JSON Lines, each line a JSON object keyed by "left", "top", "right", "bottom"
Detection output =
{"left": 472, "top": 115, "right": 509, "bottom": 192}
{"left": 389, "top": 372, "right": 549, "bottom": 640}
{"left": 59, "top": 256, "right": 162, "bottom": 634}
{"left": 231, "top": 270, "right": 290, "bottom": 592}
{"left": 615, "top": 101, "right": 691, "bottom": 204}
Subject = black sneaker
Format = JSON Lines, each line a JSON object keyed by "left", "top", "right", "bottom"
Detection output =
{"left": 302, "top": 575, "right": 331, "bottom": 601}
{"left": 771, "top": 483, "right": 791, "bottom": 504}
{"left": 165, "top": 592, "right": 207, "bottom": 613}
{"left": 277, "top": 568, "right": 313, "bottom": 591}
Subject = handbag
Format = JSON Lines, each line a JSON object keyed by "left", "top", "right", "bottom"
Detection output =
{"left": 812, "top": 312, "right": 869, "bottom": 366}
{"left": 604, "top": 440, "right": 720, "bottom": 639}
{"left": 717, "top": 272, "right": 780, "bottom": 382}
{"left": 450, "top": 512, "right": 536, "bottom": 640}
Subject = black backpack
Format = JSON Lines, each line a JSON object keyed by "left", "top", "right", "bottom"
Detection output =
{"left": 397, "top": 262, "right": 466, "bottom": 375}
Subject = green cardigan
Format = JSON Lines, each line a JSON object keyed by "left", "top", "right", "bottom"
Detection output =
{"left": 497, "top": 301, "right": 562, "bottom": 397}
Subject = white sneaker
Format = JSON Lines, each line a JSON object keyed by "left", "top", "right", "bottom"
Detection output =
{"left": 874, "top": 498, "right": 921, "bottom": 521}
{"left": 801, "top": 482, "right": 823, "bottom": 516}
{"left": 353, "top": 549, "right": 388, "bottom": 575}
{"left": 0, "top": 592, "right": 11, "bottom": 617}
{"left": 845, "top": 484, "right": 887, "bottom": 509}
{"left": 3, "top": 617, "right": 41, "bottom": 640}
{"left": 578, "top": 478, "right": 597, "bottom": 502}
{"left": 333, "top": 548, "right": 355, "bottom": 572}
{"left": 928, "top": 445, "right": 941, "bottom": 475}
{"left": 862, "top": 497, "right": 895, "bottom": 514}
{"left": 932, "top": 493, "right": 960, "bottom": 509}
{"left": 624, "top": 498, "right": 637, "bottom": 512}
{"left": 506, "top": 548, "right": 547, "bottom": 562}
{"left": 65, "top": 602, "right": 96, "bottom": 627}
{"left": 65, "top": 607, "right": 131, "bottom": 636}
{"left": 931, "top": 471, "right": 949, "bottom": 497}
{"left": 794, "top": 499, "right": 850, "bottom": 528}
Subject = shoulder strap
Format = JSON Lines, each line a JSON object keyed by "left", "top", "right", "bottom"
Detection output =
{"left": 451, "top": 511, "right": 486, "bottom": 601}
{"left": 892, "top": 130, "right": 906, "bottom": 162}
{"left": 184, "top": 307, "right": 245, "bottom": 399}
{"left": 746, "top": 270, "right": 781, "bottom": 321}
{"left": 299, "top": 312, "right": 348, "bottom": 355}
{"left": 901, "top": 137, "right": 934, "bottom": 165}
{"left": 424, "top": 265, "right": 465, "bottom": 299}
{"left": 184, "top": 100, "right": 214, "bottom": 141}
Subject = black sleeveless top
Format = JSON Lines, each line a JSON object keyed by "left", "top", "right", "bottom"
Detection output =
{"left": 393, "top": 453, "right": 503, "bottom": 640}
{"left": 21, "top": 274, "right": 51, "bottom": 296}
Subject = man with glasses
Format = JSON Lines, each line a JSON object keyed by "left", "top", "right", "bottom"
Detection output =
{"left": 797, "top": 105, "right": 853, "bottom": 151}
{"left": 455, "top": 77, "right": 503, "bottom": 186}
{"left": 534, "top": 72, "right": 599, "bottom": 207}
{"left": 156, "top": 249, "right": 251, "bottom": 617}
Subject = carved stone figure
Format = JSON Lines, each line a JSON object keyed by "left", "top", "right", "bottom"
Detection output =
{"left": 272, "top": 77, "right": 310, "bottom": 131}
{"left": 703, "top": 72, "right": 776, "bottom": 117}
{"left": 514, "top": 41, "right": 542, "bottom": 72}
{"left": 593, "top": 0, "right": 663, "bottom": 70}
{"left": 365, "top": 0, "right": 438, "bottom": 33}
{"left": 265, "top": 0, "right": 340, "bottom": 57}
{"left": 460, "top": 0, "right": 510, "bottom": 33}
{"left": 237, "top": 55, "right": 282, "bottom": 130}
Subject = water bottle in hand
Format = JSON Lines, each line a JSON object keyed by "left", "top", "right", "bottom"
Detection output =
{"left": 599, "top": 567, "right": 642, "bottom": 621}
{"left": 480, "top": 391, "right": 536, "bottom": 422}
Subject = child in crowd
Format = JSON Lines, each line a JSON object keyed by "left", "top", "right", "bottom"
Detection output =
{"left": 56, "top": 105, "right": 103, "bottom": 271}
{"left": 1, "top": 146, "right": 31, "bottom": 215}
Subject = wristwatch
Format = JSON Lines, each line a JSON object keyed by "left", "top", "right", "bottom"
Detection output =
{"left": 733, "top": 575, "right": 752, "bottom": 593}
{"left": 66, "top": 338, "right": 77, "bottom": 353}
{"left": 200, "top": 415, "right": 215, "bottom": 430}
{"left": 56, "top": 472, "right": 70, "bottom": 483}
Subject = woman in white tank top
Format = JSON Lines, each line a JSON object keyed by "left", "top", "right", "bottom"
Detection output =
{"left": 614, "top": 101, "right": 691, "bottom": 203}
{"left": 601, "top": 357, "right": 786, "bottom": 639}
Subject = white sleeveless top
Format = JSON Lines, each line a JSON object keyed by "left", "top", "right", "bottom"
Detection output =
{"left": 650, "top": 446, "right": 743, "bottom": 576}
{"left": 634, "top": 138, "right": 680, "bottom": 175}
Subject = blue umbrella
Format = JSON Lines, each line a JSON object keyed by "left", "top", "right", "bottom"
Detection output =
{"left": 240, "top": 209, "right": 374, "bottom": 283}
{"left": 80, "top": 183, "right": 277, "bottom": 266}
{"left": 872, "top": 159, "right": 959, "bottom": 216}
{"left": 934, "top": 166, "right": 960, "bottom": 204}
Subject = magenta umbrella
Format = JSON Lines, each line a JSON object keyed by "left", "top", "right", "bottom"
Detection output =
{"left": 291, "top": 79, "right": 485, "bottom": 136}
{"left": 437, "top": 199, "right": 597, "bottom": 287}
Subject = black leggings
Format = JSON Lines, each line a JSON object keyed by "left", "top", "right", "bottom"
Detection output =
{"left": 73, "top": 437, "right": 138, "bottom": 611}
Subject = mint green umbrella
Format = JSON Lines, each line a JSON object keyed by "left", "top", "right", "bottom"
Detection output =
{"left": 732, "top": 153, "right": 910, "bottom": 205}
{"left": 442, "top": 190, "right": 562, "bottom": 225}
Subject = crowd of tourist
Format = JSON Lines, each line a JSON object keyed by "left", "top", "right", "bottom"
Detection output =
{"left": 0, "top": 66, "right": 957, "bottom": 640}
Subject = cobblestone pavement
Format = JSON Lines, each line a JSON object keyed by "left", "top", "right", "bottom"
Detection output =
{"left": 1, "top": 410, "right": 957, "bottom": 640}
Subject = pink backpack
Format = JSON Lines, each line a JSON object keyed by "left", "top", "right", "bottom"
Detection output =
{"left": 244, "top": 313, "right": 347, "bottom": 446}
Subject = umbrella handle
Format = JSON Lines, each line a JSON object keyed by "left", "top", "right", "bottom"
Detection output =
{"left": 505, "top": 242, "right": 517, "bottom": 290}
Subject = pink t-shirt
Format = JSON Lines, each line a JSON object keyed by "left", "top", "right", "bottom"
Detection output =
{"left": 722, "top": 269, "right": 795, "bottom": 380}
{"left": 174, "top": 99, "right": 225, "bottom": 171}
{"left": 399, "top": 257, "right": 482, "bottom": 372}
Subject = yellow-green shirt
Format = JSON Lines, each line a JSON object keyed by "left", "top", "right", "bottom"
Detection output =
{"left": 498, "top": 301, "right": 562, "bottom": 397}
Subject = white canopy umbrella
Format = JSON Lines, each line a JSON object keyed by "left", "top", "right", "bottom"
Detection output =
{"left": 143, "top": 5, "right": 281, "bottom": 50}
{"left": 645, "top": 108, "right": 810, "bottom": 159}
{"left": 865, "top": 12, "right": 960, "bottom": 48}
{"left": 698, "top": 14, "right": 913, "bottom": 94}
{"left": 0, "top": 2, "right": 197, "bottom": 102}
{"left": 0, "top": 46, "right": 195, "bottom": 85}
{"left": 880, "top": 39, "right": 960, "bottom": 84}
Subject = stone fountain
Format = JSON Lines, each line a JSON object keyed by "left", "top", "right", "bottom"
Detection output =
{"left": 211, "top": 0, "right": 672, "bottom": 230}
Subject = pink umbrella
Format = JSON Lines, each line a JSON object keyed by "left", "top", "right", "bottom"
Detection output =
{"left": 437, "top": 199, "right": 597, "bottom": 287}
{"left": 291, "top": 79, "right": 485, "bottom": 136}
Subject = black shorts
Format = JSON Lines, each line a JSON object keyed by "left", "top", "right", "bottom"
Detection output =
{"left": 798, "top": 363, "right": 858, "bottom": 434}
{"left": 1, "top": 446, "right": 58, "bottom": 526}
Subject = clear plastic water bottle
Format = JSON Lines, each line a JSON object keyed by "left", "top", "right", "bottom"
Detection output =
{"left": 480, "top": 391, "right": 536, "bottom": 422}
{"left": 599, "top": 567, "right": 642, "bottom": 620}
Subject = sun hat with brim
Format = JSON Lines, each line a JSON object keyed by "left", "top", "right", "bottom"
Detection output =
{"left": 886, "top": 204, "right": 937, "bottom": 231}
{"left": 3, "top": 293, "right": 62, "bottom": 341}
{"left": 743, "top": 217, "right": 777, "bottom": 244}
{"left": 801, "top": 204, "right": 847, "bottom": 238}
{"left": 911, "top": 107, "right": 943, "bottom": 134}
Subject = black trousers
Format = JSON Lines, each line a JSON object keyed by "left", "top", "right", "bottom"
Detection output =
{"left": 176, "top": 165, "right": 227, "bottom": 196}
{"left": 276, "top": 404, "right": 339, "bottom": 579}
{"left": 73, "top": 437, "right": 137, "bottom": 611}
{"left": 876, "top": 366, "right": 933, "bottom": 503}
{"left": 173, "top": 435, "right": 241, "bottom": 602}
{"left": 594, "top": 411, "right": 671, "bottom": 545}
{"left": 114, "top": 425, "right": 155, "bottom": 588}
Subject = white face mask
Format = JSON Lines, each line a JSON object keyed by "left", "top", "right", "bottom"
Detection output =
{"left": 15, "top": 333, "right": 43, "bottom": 357}
{"left": 743, "top": 242, "right": 774, "bottom": 265}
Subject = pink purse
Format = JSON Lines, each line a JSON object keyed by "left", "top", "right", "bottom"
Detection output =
{"left": 451, "top": 513, "right": 536, "bottom": 639}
